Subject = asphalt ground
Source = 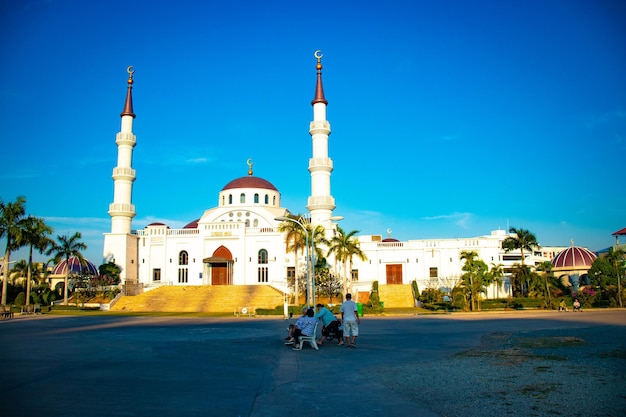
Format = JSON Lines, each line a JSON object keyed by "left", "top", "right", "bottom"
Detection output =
{"left": 0, "top": 310, "right": 625, "bottom": 417}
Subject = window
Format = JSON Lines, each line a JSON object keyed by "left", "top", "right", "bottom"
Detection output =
{"left": 258, "top": 267, "right": 268, "bottom": 283}
{"left": 245, "top": 219, "right": 250, "bottom": 227}
{"left": 273, "top": 196, "right": 276, "bottom": 205}
{"left": 264, "top": 194, "right": 269, "bottom": 204}
{"left": 254, "top": 193, "right": 259, "bottom": 203}
{"left": 429, "top": 267, "right": 438, "bottom": 278}
{"left": 258, "top": 249, "right": 268, "bottom": 264}
{"left": 351, "top": 269, "right": 359, "bottom": 282}
{"left": 178, "top": 250, "right": 188, "bottom": 265}
{"left": 240, "top": 193, "right": 245, "bottom": 203}
{"left": 228, "top": 194, "right": 233, "bottom": 204}
{"left": 287, "top": 267, "right": 295, "bottom": 281}
{"left": 178, "top": 268, "right": 188, "bottom": 283}
{"left": 153, "top": 268, "right": 161, "bottom": 282}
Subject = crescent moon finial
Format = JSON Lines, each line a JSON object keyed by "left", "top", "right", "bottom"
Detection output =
{"left": 314, "top": 50, "right": 323, "bottom": 60}
{"left": 126, "top": 66, "right": 135, "bottom": 84}
{"left": 247, "top": 158, "right": 254, "bottom": 176}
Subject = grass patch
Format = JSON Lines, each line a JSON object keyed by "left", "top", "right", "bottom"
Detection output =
{"left": 599, "top": 350, "right": 626, "bottom": 359}
{"left": 516, "top": 337, "right": 585, "bottom": 349}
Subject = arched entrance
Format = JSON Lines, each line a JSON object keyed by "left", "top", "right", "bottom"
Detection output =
{"left": 203, "top": 246, "right": 234, "bottom": 285}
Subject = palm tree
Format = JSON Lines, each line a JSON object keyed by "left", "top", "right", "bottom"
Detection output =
{"left": 327, "top": 226, "right": 367, "bottom": 296}
{"left": 46, "top": 232, "right": 87, "bottom": 305}
{"left": 502, "top": 227, "right": 540, "bottom": 267}
{"left": 460, "top": 251, "right": 488, "bottom": 311}
{"left": 487, "top": 263, "right": 504, "bottom": 299}
{"left": 277, "top": 215, "right": 307, "bottom": 304}
{"left": 308, "top": 223, "right": 329, "bottom": 303}
{"left": 17, "top": 216, "right": 54, "bottom": 306}
{"left": 605, "top": 247, "right": 625, "bottom": 308}
{"left": 0, "top": 196, "right": 27, "bottom": 305}
{"left": 536, "top": 260, "right": 553, "bottom": 308}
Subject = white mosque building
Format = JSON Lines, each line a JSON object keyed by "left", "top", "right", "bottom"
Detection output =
{"left": 102, "top": 55, "right": 566, "bottom": 302}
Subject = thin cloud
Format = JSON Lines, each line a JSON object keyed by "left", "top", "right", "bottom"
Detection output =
{"left": 45, "top": 216, "right": 110, "bottom": 226}
{"left": 422, "top": 212, "right": 474, "bottom": 229}
{"left": 186, "top": 157, "right": 209, "bottom": 164}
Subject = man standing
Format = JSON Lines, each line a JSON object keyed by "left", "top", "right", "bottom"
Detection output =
{"left": 340, "top": 293, "right": 360, "bottom": 348}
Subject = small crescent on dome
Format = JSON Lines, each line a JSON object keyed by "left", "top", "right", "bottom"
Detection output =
{"left": 387, "top": 228, "right": 392, "bottom": 235}
{"left": 246, "top": 158, "right": 253, "bottom": 167}
{"left": 314, "top": 50, "right": 323, "bottom": 59}
{"left": 127, "top": 66, "right": 135, "bottom": 75}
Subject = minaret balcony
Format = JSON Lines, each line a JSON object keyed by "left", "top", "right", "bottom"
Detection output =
{"left": 309, "top": 120, "right": 331, "bottom": 135}
{"left": 306, "top": 196, "right": 336, "bottom": 210}
{"left": 108, "top": 203, "right": 136, "bottom": 216}
{"left": 116, "top": 132, "right": 137, "bottom": 146}
{"left": 308, "top": 157, "right": 333, "bottom": 172}
{"left": 112, "top": 167, "right": 136, "bottom": 180}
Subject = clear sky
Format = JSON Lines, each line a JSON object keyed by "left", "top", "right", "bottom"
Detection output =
{"left": 1, "top": 0, "right": 625, "bottom": 264}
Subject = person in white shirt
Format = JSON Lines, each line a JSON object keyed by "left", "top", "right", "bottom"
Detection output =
{"left": 340, "top": 293, "right": 360, "bottom": 348}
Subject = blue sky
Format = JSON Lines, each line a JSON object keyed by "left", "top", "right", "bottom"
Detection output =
{"left": 1, "top": 0, "right": 625, "bottom": 264}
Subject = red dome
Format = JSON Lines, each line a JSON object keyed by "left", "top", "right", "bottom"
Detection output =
{"left": 184, "top": 219, "right": 199, "bottom": 229}
{"left": 52, "top": 256, "right": 99, "bottom": 275}
{"left": 382, "top": 238, "right": 399, "bottom": 242}
{"left": 552, "top": 246, "right": 597, "bottom": 269}
{"left": 222, "top": 176, "right": 277, "bottom": 191}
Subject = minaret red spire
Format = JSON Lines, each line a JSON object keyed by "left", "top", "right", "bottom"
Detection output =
{"left": 311, "top": 50, "right": 328, "bottom": 105}
{"left": 120, "top": 66, "right": 136, "bottom": 118}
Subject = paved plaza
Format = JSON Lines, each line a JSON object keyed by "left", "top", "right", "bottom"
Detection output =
{"left": 1, "top": 310, "right": 625, "bottom": 417}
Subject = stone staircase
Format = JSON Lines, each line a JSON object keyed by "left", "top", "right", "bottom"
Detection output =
{"left": 110, "top": 285, "right": 285, "bottom": 313}
{"left": 378, "top": 284, "right": 415, "bottom": 308}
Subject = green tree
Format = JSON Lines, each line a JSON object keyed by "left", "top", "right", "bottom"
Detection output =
{"left": 16, "top": 216, "right": 54, "bottom": 306}
{"left": 605, "top": 247, "right": 625, "bottom": 308}
{"left": 277, "top": 215, "right": 307, "bottom": 304}
{"left": 503, "top": 227, "right": 540, "bottom": 267}
{"left": 46, "top": 232, "right": 87, "bottom": 305}
{"left": 0, "top": 196, "right": 27, "bottom": 305}
{"left": 589, "top": 256, "right": 618, "bottom": 288}
{"left": 460, "top": 251, "right": 488, "bottom": 311}
{"left": 327, "top": 226, "right": 367, "bottom": 296}
{"left": 486, "top": 263, "right": 504, "bottom": 299}
{"left": 536, "top": 261, "right": 554, "bottom": 308}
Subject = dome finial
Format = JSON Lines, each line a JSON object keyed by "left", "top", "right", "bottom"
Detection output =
{"left": 247, "top": 158, "right": 254, "bottom": 176}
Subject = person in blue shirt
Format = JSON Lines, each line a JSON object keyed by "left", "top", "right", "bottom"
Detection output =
{"left": 286, "top": 308, "right": 317, "bottom": 350}
{"left": 315, "top": 303, "right": 344, "bottom": 346}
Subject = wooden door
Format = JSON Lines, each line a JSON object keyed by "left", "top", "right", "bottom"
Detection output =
{"left": 385, "top": 264, "right": 403, "bottom": 285}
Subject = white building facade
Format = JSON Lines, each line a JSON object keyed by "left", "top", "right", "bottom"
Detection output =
{"left": 104, "top": 57, "right": 566, "bottom": 300}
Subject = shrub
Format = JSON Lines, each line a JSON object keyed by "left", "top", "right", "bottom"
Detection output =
{"left": 14, "top": 292, "right": 26, "bottom": 306}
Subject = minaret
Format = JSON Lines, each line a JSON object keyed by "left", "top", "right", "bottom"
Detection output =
{"left": 307, "top": 50, "right": 335, "bottom": 229}
{"left": 103, "top": 66, "right": 139, "bottom": 282}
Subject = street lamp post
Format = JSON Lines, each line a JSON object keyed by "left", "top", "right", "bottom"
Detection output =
{"left": 276, "top": 216, "right": 312, "bottom": 307}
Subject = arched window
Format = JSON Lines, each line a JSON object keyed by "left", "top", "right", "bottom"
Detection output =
{"left": 178, "top": 251, "right": 188, "bottom": 265}
{"left": 240, "top": 193, "right": 245, "bottom": 203}
{"left": 254, "top": 193, "right": 259, "bottom": 203}
{"left": 245, "top": 219, "right": 250, "bottom": 227}
{"left": 272, "top": 196, "right": 276, "bottom": 206}
{"left": 258, "top": 249, "right": 268, "bottom": 264}
{"left": 228, "top": 194, "right": 233, "bottom": 204}
{"left": 264, "top": 194, "right": 269, "bottom": 204}
{"left": 222, "top": 195, "right": 225, "bottom": 206}
{"left": 253, "top": 219, "right": 258, "bottom": 227}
